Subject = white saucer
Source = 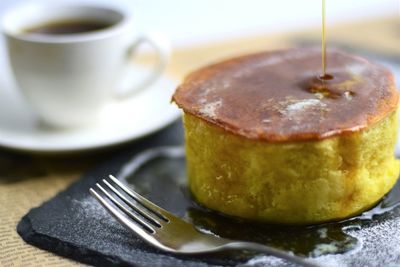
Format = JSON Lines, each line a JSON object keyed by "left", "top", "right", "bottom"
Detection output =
{"left": 0, "top": 73, "right": 181, "bottom": 153}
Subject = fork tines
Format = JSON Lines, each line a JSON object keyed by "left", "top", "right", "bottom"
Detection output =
{"left": 89, "top": 175, "right": 169, "bottom": 235}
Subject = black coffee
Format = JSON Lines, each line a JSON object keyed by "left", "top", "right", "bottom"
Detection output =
{"left": 24, "top": 20, "right": 112, "bottom": 35}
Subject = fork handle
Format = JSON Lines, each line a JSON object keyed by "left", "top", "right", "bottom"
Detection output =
{"left": 223, "top": 241, "right": 321, "bottom": 267}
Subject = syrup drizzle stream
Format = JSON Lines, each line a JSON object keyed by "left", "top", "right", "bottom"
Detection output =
{"left": 321, "top": 0, "right": 327, "bottom": 79}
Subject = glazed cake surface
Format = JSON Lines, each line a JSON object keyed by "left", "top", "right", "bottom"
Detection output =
{"left": 173, "top": 48, "right": 399, "bottom": 224}
{"left": 173, "top": 47, "right": 398, "bottom": 141}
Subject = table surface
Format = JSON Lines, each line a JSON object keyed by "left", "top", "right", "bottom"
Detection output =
{"left": 0, "top": 16, "right": 399, "bottom": 267}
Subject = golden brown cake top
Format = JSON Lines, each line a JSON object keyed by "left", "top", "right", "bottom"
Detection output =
{"left": 172, "top": 47, "right": 398, "bottom": 142}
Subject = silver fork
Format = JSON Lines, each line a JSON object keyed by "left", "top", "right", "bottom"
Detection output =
{"left": 89, "top": 175, "right": 320, "bottom": 267}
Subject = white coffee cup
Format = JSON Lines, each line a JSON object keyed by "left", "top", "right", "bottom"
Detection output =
{"left": 2, "top": 4, "right": 170, "bottom": 128}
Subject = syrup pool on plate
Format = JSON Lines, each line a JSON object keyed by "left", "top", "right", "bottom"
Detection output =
{"left": 118, "top": 147, "right": 400, "bottom": 262}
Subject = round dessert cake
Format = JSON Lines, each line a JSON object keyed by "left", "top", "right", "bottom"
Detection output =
{"left": 172, "top": 47, "right": 399, "bottom": 224}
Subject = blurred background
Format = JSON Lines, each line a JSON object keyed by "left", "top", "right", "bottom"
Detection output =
{"left": 0, "top": 0, "right": 398, "bottom": 48}
{"left": 1, "top": 0, "right": 397, "bottom": 83}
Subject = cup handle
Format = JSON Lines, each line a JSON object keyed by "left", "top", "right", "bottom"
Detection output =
{"left": 115, "top": 32, "right": 170, "bottom": 99}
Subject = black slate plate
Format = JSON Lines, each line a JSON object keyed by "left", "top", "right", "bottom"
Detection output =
{"left": 17, "top": 119, "right": 400, "bottom": 267}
